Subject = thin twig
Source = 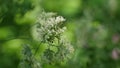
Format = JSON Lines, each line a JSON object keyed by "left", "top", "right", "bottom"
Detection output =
{"left": 34, "top": 42, "right": 42, "bottom": 56}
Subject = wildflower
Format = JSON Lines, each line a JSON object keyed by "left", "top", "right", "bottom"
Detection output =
{"left": 31, "top": 11, "right": 74, "bottom": 65}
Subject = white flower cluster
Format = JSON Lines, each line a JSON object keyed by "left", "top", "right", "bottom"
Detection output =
{"left": 32, "top": 12, "right": 66, "bottom": 42}
{"left": 31, "top": 12, "right": 74, "bottom": 65}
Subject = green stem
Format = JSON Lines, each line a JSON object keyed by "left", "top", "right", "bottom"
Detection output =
{"left": 34, "top": 42, "right": 42, "bottom": 56}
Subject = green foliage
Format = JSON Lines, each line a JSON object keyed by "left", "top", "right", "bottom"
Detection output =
{"left": 19, "top": 44, "right": 41, "bottom": 68}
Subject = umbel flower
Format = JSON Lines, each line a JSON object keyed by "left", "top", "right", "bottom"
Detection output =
{"left": 32, "top": 12, "right": 66, "bottom": 42}
{"left": 31, "top": 12, "right": 74, "bottom": 64}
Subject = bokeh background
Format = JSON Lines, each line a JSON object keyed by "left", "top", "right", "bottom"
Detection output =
{"left": 0, "top": 0, "right": 120, "bottom": 68}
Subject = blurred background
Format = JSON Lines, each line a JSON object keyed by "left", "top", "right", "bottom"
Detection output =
{"left": 0, "top": 0, "right": 120, "bottom": 68}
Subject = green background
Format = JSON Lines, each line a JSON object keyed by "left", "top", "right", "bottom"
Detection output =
{"left": 0, "top": 0, "right": 120, "bottom": 68}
